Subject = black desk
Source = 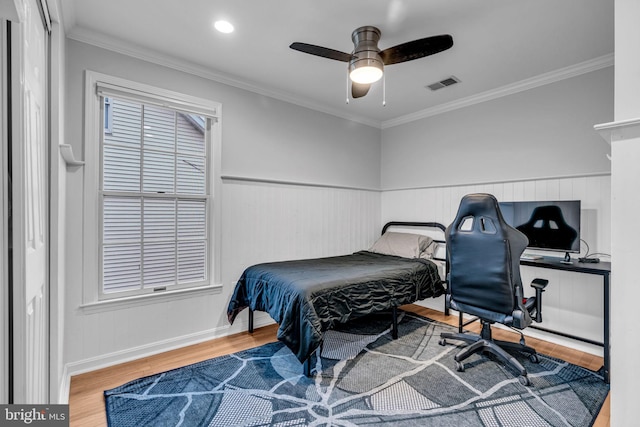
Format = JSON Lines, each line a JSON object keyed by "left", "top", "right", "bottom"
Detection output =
{"left": 520, "top": 256, "right": 611, "bottom": 383}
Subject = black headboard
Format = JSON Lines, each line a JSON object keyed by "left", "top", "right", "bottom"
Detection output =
{"left": 381, "top": 221, "right": 446, "bottom": 235}
{"left": 381, "top": 221, "right": 449, "bottom": 315}
{"left": 381, "top": 221, "right": 447, "bottom": 263}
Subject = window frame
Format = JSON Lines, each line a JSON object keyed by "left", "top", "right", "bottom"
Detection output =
{"left": 82, "top": 71, "right": 222, "bottom": 310}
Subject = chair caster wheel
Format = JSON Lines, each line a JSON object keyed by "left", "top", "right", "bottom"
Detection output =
{"left": 518, "top": 375, "right": 531, "bottom": 386}
{"left": 439, "top": 338, "right": 446, "bottom": 346}
{"left": 529, "top": 354, "right": 540, "bottom": 363}
{"left": 455, "top": 361, "right": 465, "bottom": 372}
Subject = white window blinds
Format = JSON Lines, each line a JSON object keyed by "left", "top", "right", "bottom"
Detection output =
{"left": 100, "top": 95, "right": 210, "bottom": 297}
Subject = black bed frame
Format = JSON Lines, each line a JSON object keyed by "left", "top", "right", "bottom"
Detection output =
{"left": 247, "top": 221, "right": 449, "bottom": 376}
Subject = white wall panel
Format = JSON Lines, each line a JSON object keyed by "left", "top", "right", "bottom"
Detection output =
{"left": 221, "top": 179, "right": 381, "bottom": 289}
{"left": 382, "top": 174, "right": 610, "bottom": 354}
{"left": 383, "top": 175, "right": 610, "bottom": 254}
{"left": 219, "top": 180, "right": 381, "bottom": 335}
{"left": 64, "top": 180, "right": 380, "bottom": 374}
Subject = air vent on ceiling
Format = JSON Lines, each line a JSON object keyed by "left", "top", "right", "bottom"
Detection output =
{"left": 426, "top": 76, "right": 460, "bottom": 91}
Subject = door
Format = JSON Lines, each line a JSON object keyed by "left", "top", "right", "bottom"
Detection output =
{"left": 10, "top": 0, "right": 49, "bottom": 403}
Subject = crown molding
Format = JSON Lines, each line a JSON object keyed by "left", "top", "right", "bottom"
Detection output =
{"left": 382, "top": 53, "right": 615, "bottom": 129}
{"left": 66, "top": 27, "right": 381, "bottom": 128}
{"left": 67, "top": 26, "right": 613, "bottom": 131}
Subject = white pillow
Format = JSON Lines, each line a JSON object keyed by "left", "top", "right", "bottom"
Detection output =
{"left": 368, "top": 232, "right": 434, "bottom": 259}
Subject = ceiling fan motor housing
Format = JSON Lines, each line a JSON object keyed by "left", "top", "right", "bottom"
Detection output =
{"left": 349, "top": 26, "right": 384, "bottom": 83}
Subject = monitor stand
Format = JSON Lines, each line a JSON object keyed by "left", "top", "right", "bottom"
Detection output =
{"left": 561, "top": 251, "right": 573, "bottom": 264}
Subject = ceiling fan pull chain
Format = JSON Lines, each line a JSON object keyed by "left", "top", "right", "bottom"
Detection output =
{"left": 345, "top": 70, "right": 350, "bottom": 104}
{"left": 382, "top": 73, "right": 386, "bottom": 107}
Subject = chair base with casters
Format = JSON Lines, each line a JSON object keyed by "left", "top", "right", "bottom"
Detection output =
{"left": 439, "top": 319, "right": 540, "bottom": 386}
{"left": 439, "top": 278, "right": 548, "bottom": 386}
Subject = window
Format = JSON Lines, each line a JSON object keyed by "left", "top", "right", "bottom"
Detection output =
{"left": 83, "top": 72, "right": 222, "bottom": 306}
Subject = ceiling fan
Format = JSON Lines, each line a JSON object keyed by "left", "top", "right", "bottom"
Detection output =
{"left": 290, "top": 26, "right": 453, "bottom": 99}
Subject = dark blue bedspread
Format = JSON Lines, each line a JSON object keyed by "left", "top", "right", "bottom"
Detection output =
{"left": 227, "top": 251, "right": 444, "bottom": 362}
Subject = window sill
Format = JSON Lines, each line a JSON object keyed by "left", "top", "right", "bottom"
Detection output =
{"left": 79, "top": 283, "right": 223, "bottom": 314}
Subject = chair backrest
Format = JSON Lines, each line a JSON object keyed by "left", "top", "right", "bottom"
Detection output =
{"left": 446, "top": 193, "right": 528, "bottom": 316}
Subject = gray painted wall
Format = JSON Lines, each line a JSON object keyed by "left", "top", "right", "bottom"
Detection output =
{"left": 224, "top": 93, "right": 381, "bottom": 189}
{"left": 381, "top": 67, "right": 613, "bottom": 190}
{"left": 62, "top": 39, "right": 382, "bottom": 371}
{"left": 65, "top": 39, "right": 382, "bottom": 190}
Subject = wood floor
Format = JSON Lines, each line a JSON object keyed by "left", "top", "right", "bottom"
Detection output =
{"left": 68, "top": 305, "right": 610, "bottom": 426}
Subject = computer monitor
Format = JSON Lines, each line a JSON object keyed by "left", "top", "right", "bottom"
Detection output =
{"left": 498, "top": 200, "right": 581, "bottom": 255}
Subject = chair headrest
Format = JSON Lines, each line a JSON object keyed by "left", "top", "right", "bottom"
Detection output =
{"left": 449, "top": 193, "right": 509, "bottom": 237}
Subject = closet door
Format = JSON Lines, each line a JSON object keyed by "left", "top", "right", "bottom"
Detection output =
{"left": 10, "top": 0, "right": 49, "bottom": 403}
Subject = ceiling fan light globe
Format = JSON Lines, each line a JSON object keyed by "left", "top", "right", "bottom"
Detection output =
{"left": 349, "top": 66, "right": 383, "bottom": 84}
{"left": 349, "top": 55, "right": 384, "bottom": 84}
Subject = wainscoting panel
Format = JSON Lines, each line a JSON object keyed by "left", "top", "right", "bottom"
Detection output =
{"left": 65, "top": 179, "right": 382, "bottom": 376}
{"left": 382, "top": 174, "right": 611, "bottom": 354}
{"left": 382, "top": 175, "right": 611, "bottom": 256}
{"left": 66, "top": 175, "right": 608, "bottom": 374}
{"left": 222, "top": 179, "right": 382, "bottom": 288}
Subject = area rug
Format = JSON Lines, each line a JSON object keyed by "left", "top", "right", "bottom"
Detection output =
{"left": 104, "top": 312, "right": 609, "bottom": 426}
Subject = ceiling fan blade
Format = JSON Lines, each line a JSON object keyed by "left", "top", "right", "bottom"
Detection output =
{"left": 380, "top": 34, "right": 453, "bottom": 65}
{"left": 289, "top": 42, "right": 352, "bottom": 62}
{"left": 351, "top": 82, "right": 370, "bottom": 98}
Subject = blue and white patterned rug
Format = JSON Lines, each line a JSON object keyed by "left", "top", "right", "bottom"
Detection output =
{"left": 104, "top": 312, "right": 609, "bottom": 426}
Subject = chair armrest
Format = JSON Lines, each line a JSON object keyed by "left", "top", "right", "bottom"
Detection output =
{"left": 530, "top": 278, "right": 549, "bottom": 322}
{"left": 531, "top": 278, "right": 549, "bottom": 291}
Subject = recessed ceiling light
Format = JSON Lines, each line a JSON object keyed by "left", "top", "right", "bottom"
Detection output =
{"left": 214, "top": 20, "right": 234, "bottom": 34}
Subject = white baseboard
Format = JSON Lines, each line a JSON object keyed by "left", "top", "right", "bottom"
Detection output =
{"left": 64, "top": 324, "right": 229, "bottom": 377}
{"left": 60, "top": 311, "right": 278, "bottom": 402}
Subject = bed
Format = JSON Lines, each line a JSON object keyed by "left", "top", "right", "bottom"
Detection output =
{"left": 226, "top": 222, "right": 448, "bottom": 373}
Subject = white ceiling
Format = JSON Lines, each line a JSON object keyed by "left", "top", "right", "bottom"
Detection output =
{"left": 57, "top": 0, "right": 613, "bottom": 127}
